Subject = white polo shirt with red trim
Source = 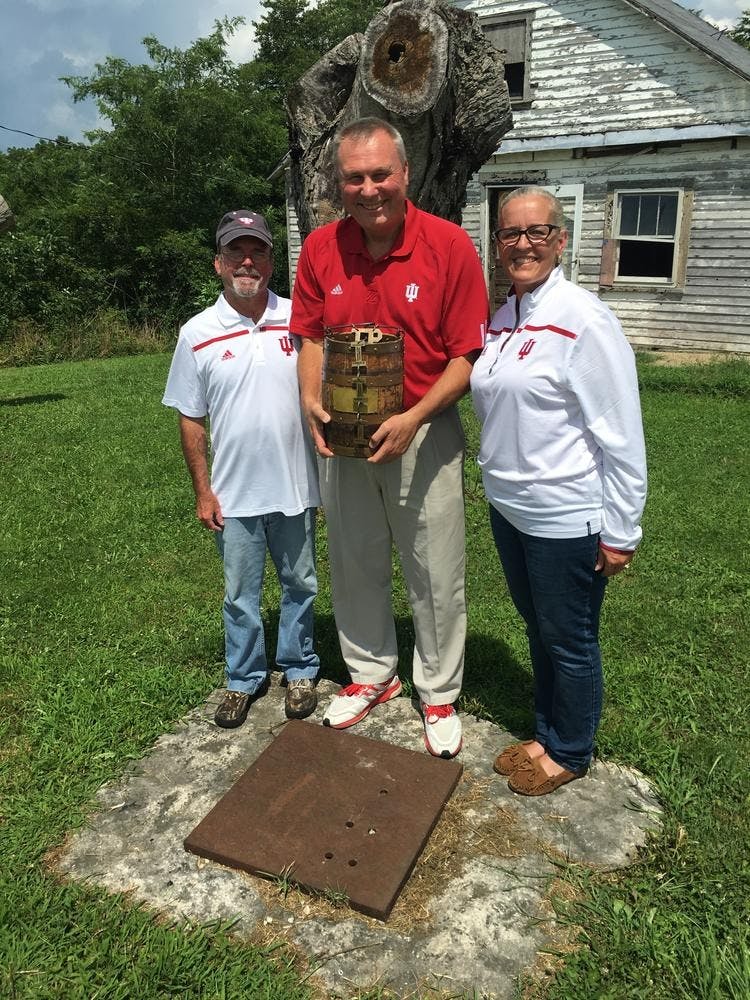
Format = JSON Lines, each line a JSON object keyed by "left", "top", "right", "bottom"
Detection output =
{"left": 290, "top": 201, "right": 488, "bottom": 409}
{"left": 470, "top": 267, "right": 646, "bottom": 549}
{"left": 162, "top": 291, "right": 319, "bottom": 517}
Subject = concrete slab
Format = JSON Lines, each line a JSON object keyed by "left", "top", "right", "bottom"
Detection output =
{"left": 184, "top": 720, "right": 462, "bottom": 919}
{"left": 54, "top": 678, "right": 661, "bottom": 998}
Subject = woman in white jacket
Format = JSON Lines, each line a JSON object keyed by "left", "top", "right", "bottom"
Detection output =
{"left": 471, "top": 187, "right": 647, "bottom": 796}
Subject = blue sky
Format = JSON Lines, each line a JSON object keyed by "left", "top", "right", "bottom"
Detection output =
{"left": 0, "top": 0, "right": 745, "bottom": 153}
{"left": 0, "top": 1, "right": 263, "bottom": 152}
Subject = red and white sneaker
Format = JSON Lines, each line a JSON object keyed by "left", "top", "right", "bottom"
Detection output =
{"left": 422, "top": 703, "right": 462, "bottom": 759}
{"left": 322, "top": 675, "right": 402, "bottom": 729}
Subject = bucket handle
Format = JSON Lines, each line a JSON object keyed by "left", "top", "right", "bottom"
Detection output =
{"left": 353, "top": 323, "right": 383, "bottom": 345}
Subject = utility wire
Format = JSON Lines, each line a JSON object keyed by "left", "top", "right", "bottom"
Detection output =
{"left": 0, "top": 124, "right": 89, "bottom": 147}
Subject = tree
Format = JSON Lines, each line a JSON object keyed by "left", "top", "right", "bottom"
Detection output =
{"left": 250, "top": 0, "right": 382, "bottom": 99}
{"left": 0, "top": 140, "right": 102, "bottom": 343}
{"left": 287, "top": 0, "right": 511, "bottom": 234}
{"left": 60, "top": 17, "right": 288, "bottom": 323}
{"left": 0, "top": 193, "right": 14, "bottom": 233}
{"left": 0, "top": 16, "right": 289, "bottom": 350}
{"left": 729, "top": 8, "right": 750, "bottom": 49}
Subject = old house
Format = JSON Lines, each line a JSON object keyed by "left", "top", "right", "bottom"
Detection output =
{"left": 457, "top": 0, "right": 750, "bottom": 352}
{"left": 284, "top": 0, "right": 750, "bottom": 354}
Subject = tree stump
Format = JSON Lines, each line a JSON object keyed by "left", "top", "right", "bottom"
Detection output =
{"left": 286, "top": 0, "right": 512, "bottom": 237}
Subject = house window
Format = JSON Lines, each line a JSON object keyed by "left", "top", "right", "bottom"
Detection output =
{"left": 609, "top": 189, "right": 690, "bottom": 286}
{"left": 482, "top": 16, "right": 532, "bottom": 103}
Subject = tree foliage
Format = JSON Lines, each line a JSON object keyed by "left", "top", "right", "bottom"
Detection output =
{"left": 0, "top": 2, "right": 385, "bottom": 360}
{"left": 729, "top": 8, "right": 750, "bottom": 49}
{"left": 0, "top": 17, "right": 287, "bottom": 349}
{"left": 250, "top": 0, "right": 382, "bottom": 99}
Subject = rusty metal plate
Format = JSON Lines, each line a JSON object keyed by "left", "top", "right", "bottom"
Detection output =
{"left": 184, "top": 720, "right": 462, "bottom": 920}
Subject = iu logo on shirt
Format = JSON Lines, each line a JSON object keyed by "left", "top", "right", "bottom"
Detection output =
{"left": 517, "top": 338, "right": 536, "bottom": 360}
{"left": 405, "top": 282, "right": 419, "bottom": 303}
{"left": 278, "top": 336, "right": 294, "bottom": 357}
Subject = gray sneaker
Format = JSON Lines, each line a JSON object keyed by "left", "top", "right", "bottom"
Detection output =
{"left": 285, "top": 677, "right": 317, "bottom": 719}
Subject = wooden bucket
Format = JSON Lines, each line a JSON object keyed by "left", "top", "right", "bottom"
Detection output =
{"left": 322, "top": 323, "right": 404, "bottom": 458}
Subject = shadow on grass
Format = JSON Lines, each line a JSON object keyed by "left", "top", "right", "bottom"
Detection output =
{"left": 462, "top": 631, "right": 535, "bottom": 736}
{"left": 0, "top": 392, "right": 67, "bottom": 406}
{"left": 264, "top": 609, "right": 535, "bottom": 737}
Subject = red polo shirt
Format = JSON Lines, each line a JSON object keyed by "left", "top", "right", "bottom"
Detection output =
{"left": 290, "top": 201, "right": 488, "bottom": 408}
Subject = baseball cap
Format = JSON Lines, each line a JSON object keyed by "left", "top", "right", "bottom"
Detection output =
{"left": 215, "top": 210, "right": 273, "bottom": 249}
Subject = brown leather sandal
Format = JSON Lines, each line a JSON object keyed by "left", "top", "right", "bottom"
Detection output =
{"left": 507, "top": 756, "right": 588, "bottom": 796}
{"left": 493, "top": 740, "right": 541, "bottom": 776}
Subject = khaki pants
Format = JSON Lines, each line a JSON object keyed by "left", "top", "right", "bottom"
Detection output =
{"left": 319, "top": 406, "right": 467, "bottom": 704}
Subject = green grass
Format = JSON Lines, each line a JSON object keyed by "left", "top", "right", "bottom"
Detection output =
{"left": 1, "top": 353, "right": 748, "bottom": 998}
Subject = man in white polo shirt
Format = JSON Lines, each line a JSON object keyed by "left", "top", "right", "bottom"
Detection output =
{"left": 163, "top": 209, "right": 320, "bottom": 728}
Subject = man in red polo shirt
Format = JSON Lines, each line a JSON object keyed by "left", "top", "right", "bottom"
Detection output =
{"left": 293, "top": 117, "right": 488, "bottom": 759}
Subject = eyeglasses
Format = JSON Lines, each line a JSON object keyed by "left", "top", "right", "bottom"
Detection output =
{"left": 493, "top": 224, "right": 560, "bottom": 246}
{"left": 221, "top": 247, "right": 272, "bottom": 264}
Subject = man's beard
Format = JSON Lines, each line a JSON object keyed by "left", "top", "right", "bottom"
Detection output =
{"left": 231, "top": 271, "right": 263, "bottom": 298}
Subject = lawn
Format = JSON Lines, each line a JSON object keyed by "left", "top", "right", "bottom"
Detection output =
{"left": 0, "top": 353, "right": 748, "bottom": 999}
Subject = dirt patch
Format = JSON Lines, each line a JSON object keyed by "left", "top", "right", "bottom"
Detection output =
{"left": 643, "top": 350, "right": 745, "bottom": 366}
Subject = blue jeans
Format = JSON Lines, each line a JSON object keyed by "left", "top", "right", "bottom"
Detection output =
{"left": 215, "top": 510, "right": 320, "bottom": 694}
{"left": 489, "top": 505, "right": 607, "bottom": 771}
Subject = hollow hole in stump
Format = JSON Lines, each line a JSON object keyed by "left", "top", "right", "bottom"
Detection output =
{"left": 345, "top": 820, "right": 354, "bottom": 828}
{"left": 379, "top": 789, "right": 388, "bottom": 795}
{"left": 324, "top": 852, "right": 334, "bottom": 860}
{"left": 388, "top": 42, "right": 407, "bottom": 63}
{"left": 348, "top": 859, "right": 358, "bottom": 867}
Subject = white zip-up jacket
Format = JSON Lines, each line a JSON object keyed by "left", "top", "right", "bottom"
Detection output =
{"left": 470, "top": 267, "right": 647, "bottom": 550}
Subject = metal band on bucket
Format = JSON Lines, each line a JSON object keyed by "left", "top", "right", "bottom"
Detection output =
{"left": 322, "top": 324, "right": 405, "bottom": 458}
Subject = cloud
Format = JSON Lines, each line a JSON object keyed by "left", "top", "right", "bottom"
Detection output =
{"left": 225, "top": 22, "right": 260, "bottom": 65}
{"left": 1, "top": 1, "right": 263, "bottom": 150}
{"left": 701, "top": 0, "right": 746, "bottom": 23}
{"left": 696, "top": 0, "right": 746, "bottom": 32}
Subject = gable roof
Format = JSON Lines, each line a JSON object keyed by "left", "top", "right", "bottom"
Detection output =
{"left": 623, "top": 0, "right": 750, "bottom": 82}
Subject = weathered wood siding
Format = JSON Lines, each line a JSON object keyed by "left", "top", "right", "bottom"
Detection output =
{"left": 285, "top": 171, "right": 303, "bottom": 284}
{"left": 453, "top": 0, "right": 750, "bottom": 353}
{"left": 474, "top": 137, "right": 750, "bottom": 352}
{"left": 457, "top": 0, "right": 750, "bottom": 137}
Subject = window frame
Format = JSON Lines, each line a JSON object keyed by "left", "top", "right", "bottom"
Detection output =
{"left": 481, "top": 13, "right": 534, "bottom": 106}
{"left": 601, "top": 186, "right": 693, "bottom": 289}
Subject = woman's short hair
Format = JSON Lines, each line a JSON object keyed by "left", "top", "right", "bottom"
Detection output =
{"left": 499, "top": 186, "right": 565, "bottom": 228}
